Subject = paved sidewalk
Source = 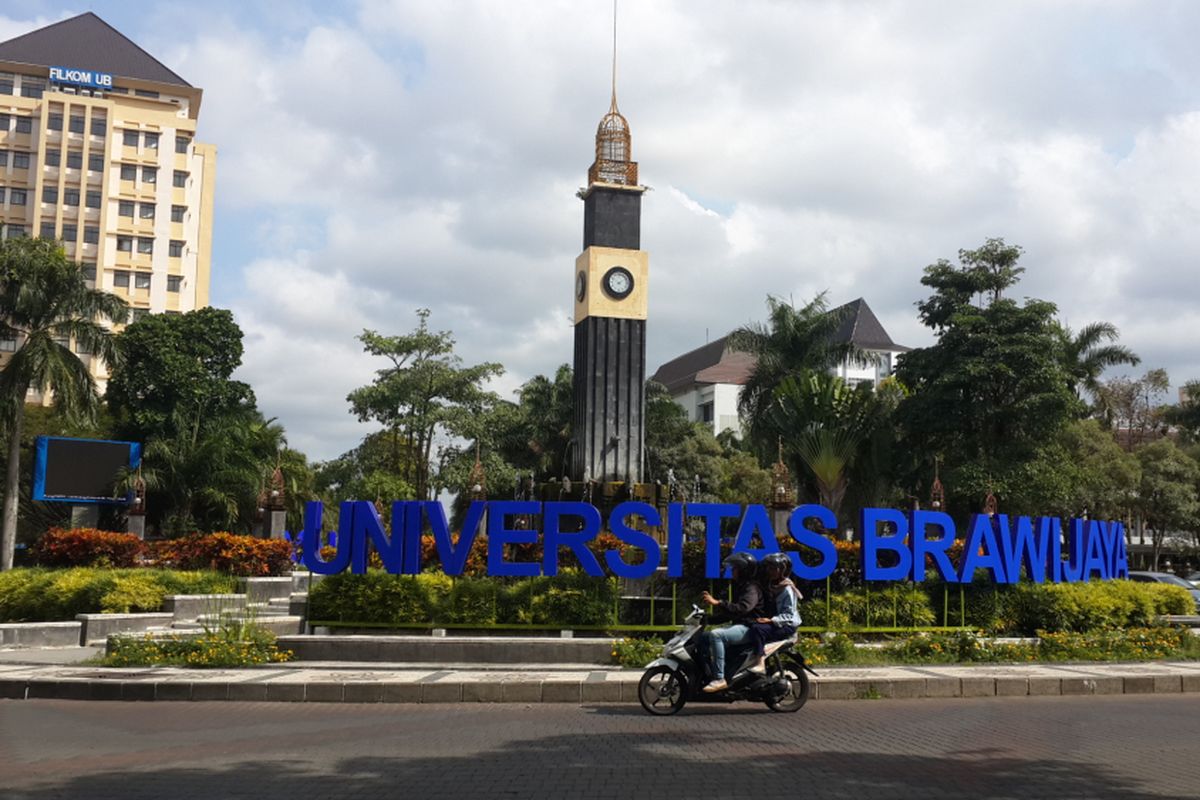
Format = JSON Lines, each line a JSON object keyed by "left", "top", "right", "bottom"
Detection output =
{"left": 2, "top": 648, "right": 1199, "bottom": 704}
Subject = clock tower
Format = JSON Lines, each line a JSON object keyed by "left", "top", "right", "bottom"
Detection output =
{"left": 571, "top": 89, "right": 649, "bottom": 485}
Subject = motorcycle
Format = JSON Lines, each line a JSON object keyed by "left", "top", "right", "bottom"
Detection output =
{"left": 637, "top": 604, "right": 817, "bottom": 715}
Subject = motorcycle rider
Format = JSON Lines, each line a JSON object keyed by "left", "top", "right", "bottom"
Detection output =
{"left": 699, "top": 552, "right": 764, "bottom": 693}
{"left": 746, "top": 552, "right": 802, "bottom": 673}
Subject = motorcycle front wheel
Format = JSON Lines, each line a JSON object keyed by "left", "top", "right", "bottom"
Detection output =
{"left": 638, "top": 665, "right": 687, "bottom": 716}
{"left": 766, "top": 663, "right": 810, "bottom": 713}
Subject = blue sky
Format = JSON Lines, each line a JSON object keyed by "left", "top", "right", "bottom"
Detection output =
{"left": 5, "top": 2, "right": 1200, "bottom": 462}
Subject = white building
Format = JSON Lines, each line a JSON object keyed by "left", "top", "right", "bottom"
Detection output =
{"left": 651, "top": 298, "right": 909, "bottom": 436}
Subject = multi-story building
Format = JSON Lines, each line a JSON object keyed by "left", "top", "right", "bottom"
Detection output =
{"left": 651, "top": 298, "right": 909, "bottom": 436}
{"left": 0, "top": 12, "right": 214, "bottom": 397}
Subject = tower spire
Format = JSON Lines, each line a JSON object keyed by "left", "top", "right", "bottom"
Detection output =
{"left": 589, "top": 0, "right": 637, "bottom": 187}
{"left": 610, "top": 0, "right": 619, "bottom": 113}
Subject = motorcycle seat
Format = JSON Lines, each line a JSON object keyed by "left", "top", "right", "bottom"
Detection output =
{"left": 762, "top": 636, "right": 798, "bottom": 658}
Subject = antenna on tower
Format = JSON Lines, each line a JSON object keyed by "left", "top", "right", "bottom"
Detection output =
{"left": 611, "top": 0, "right": 619, "bottom": 112}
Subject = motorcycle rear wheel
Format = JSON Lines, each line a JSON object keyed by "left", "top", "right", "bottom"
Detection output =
{"left": 766, "top": 664, "right": 810, "bottom": 713}
{"left": 638, "top": 665, "right": 687, "bottom": 716}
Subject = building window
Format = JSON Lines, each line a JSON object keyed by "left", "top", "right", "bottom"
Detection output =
{"left": 14, "top": 117, "right": 32, "bottom": 134}
{"left": 173, "top": 170, "right": 188, "bottom": 188}
{"left": 42, "top": 186, "right": 58, "bottom": 204}
{"left": 74, "top": 338, "right": 91, "bottom": 355}
{"left": 122, "top": 130, "right": 139, "bottom": 147}
{"left": 118, "top": 200, "right": 135, "bottom": 218}
{"left": 170, "top": 205, "right": 186, "bottom": 223}
{"left": 144, "top": 132, "right": 159, "bottom": 150}
{"left": 139, "top": 203, "right": 155, "bottom": 220}
{"left": 136, "top": 237, "right": 153, "bottom": 255}
{"left": 116, "top": 236, "right": 132, "bottom": 252}
{"left": 0, "top": 149, "right": 6, "bottom": 165}
{"left": 130, "top": 308, "right": 150, "bottom": 323}
{"left": 167, "top": 275, "right": 183, "bottom": 292}
{"left": 83, "top": 227, "right": 99, "bottom": 244}
{"left": 0, "top": 188, "right": 4, "bottom": 203}
{"left": 0, "top": 113, "right": 8, "bottom": 131}
{"left": 120, "top": 164, "right": 136, "bottom": 181}
{"left": 61, "top": 224, "right": 77, "bottom": 241}
{"left": 13, "top": 152, "right": 29, "bottom": 169}
{"left": 82, "top": 264, "right": 96, "bottom": 280}
{"left": 85, "top": 190, "right": 101, "bottom": 209}
{"left": 40, "top": 222, "right": 55, "bottom": 239}
{"left": 0, "top": 75, "right": 12, "bottom": 95}
{"left": 699, "top": 401, "right": 715, "bottom": 424}
{"left": 0, "top": 337, "right": 16, "bottom": 352}
{"left": 90, "top": 118, "right": 106, "bottom": 137}
{"left": 66, "top": 151, "right": 82, "bottom": 169}
{"left": 5, "top": 224, "right": 25, "bottom": 237}
{"left": 64, "top": 189, "right": 80, "bottom": 206}
{"left": 142, "top": 166, "right": 157, "bottom": 184}
{"left": 88, "top": 153, "right": 104, "bottom": 171}
{"left": 47, "top": 113, "right": 63, "bottom": 131}
{"left": 169, "top": 240, "right": 184, "bottom": 257}
{"left": 113, "top": 270, "right": 130, "bottom": 288}
{"left": 44, "top": 149, "right": 61, "bottom": 167}
{"left": 20, "top": 79, "right": 44, "bottom": 99}
{"left": 175, "top": 136, "right": 189, "bottom": 154}
{"left": 68, "top": 115, "right": 85, "bottom": 134}
{"left": 9, "top": 189, "right": 25, "bottom": 205}
{"left": 134, "top": 273, "right": 151, "bottom": 290}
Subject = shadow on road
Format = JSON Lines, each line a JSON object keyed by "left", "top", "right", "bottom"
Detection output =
{"left": 5, "top": 724, "right": 1188, "bottom": 800}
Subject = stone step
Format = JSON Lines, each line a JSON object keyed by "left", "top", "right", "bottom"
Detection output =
{"left": 163, "top": 594, "right": 247, "bottom": 622}
{"left": 290, "top": 572, "right": 325, "bottom": 593}
{"left": 0, "top": 621, "right": 82, "bottom": 649}
{"left": 278, "top": 634, "right": 616, "bottom": 665}
{"left": 173, "top": 615, "right": 305, "bottom": 636}
{"left": 240, "top": 577, "right": 293, "bottom": 603}
{"left": 77, "top": 613, "right": 174, "bottom": 646}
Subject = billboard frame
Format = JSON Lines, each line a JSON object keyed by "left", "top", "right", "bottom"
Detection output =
{"left": 31, "top": 435, "right": 142, "bottom": 505}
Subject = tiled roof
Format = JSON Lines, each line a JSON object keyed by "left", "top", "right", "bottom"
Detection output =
{"left": 828, "top": 298, "right": 909, "bottom": 352}
{"left": 0, "top": 12, "right": 191, "bottom": 88}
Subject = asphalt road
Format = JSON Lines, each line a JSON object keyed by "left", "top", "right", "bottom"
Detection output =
{"left": 2, "top": 695, "right": 1198, "bottom": 799}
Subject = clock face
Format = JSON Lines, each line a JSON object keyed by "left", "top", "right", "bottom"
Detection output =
{"left": 602, "top": 266, "right": 634, "bottom": 299}
{"left": 576, "top": 270, "right": 587, "bottom": 302}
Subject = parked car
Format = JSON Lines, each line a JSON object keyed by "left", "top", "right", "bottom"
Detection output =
{"left": 1127, "top": 571, "right": 1200, "bottom": 612}
{"left": 1186, "top": 572, "right": 1200, "bottom": 589}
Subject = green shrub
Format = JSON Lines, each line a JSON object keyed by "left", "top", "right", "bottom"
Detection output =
{"left": 308, "top": 572, "right": 452, "bottom": 625}
{"left": 104, "top": 627, "right": 292, "bottom": 668}
{"left": 0, "top": 568, "right": 236, "bottom": 622}
{"left": 805, "top": 585, "right": 936, "bottom": 629}
{"left": 439, "top": 578, "right": 500, "bottom": 625}
{"left": 611, "top": 636, "right": 663, "bottom": 667}
{"left": 1000, "top": 580, "right": 1193, "bottom": 635}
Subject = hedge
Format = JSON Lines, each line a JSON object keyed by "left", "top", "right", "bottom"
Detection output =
{"left": 148, "top": 533, "right": 293, "bottom": 576}
{"left": 32, "top": 528, "right": 143, "bottom": 568}
{"left": 308, "top": 569, "right": 619, "bottom": 628}
{"left": 0, "top": 568, "right": 237, "bottom": 622}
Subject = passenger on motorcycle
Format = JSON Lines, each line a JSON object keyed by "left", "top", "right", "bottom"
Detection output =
{"left": 699, "top": 552, "right": 764, "bottom": 693}
{"left": 746, "top": 552, "right": 802, "bottom": 674}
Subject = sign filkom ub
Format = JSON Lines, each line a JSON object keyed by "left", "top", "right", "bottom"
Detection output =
{"left": 48, "top": 66, "right": 114, "bottom": 91}
{"left": 298, "top": 500, "right": 1130, "bottom": 586}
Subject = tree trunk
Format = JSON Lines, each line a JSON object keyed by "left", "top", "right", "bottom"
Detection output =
{"left": 1, "top": 394, "right": 27, "bottom": 571}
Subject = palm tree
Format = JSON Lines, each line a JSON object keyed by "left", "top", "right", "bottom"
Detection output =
{"left": 728, "top": 293, "right": 871, "bottom": 455}
{"left": 1059, "top": 322, "right": 1140, "bottom": 406}
{"left": 1, "top": 237, "right": 128, "bottom": 569}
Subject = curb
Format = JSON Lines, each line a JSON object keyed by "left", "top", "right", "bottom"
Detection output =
{"left": 3, "top": 665, "right": 1200, "bottom": 704}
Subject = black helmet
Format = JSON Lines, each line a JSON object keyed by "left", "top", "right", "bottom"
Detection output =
{"left": 722, "top": 551, "right": 757, "bottom": 579}
{"left": 763, "top": 552, "right": 793, "bottom": 579}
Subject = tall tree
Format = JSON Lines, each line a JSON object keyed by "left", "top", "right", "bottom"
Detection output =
{"left": 1056, "top": 321, "right": 1140, "bottom": 406}
{"left": 1094, "top": 368, "right": 1170, "bottom": 448}
{"left": 1135, "top": 439, "right": 1200, "bottom": 570}
{"left": 895, "top": 239, "right": 1080, "bottom": 517}
{"left": 729, "top": 292, "right": 868, "bottom": 456}
{"left": 0, "top": 237, "right": 127, "bottom": 569}
{"left": 347, "top": 309, "right": 503, "bottom": 500}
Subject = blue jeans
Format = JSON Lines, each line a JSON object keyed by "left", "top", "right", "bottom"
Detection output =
{"left": 707, "top": 624, "right": 752, "bottom": 679}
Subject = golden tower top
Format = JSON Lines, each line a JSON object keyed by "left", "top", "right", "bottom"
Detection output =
{"left": 587, "top": 1, "right": 637, "bottom": 186}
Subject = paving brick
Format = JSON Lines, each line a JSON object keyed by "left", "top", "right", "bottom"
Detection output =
{"left": 502, "top": 681, "right": 543, "bottom": 703}
{"left": 581, "top": 681, "right": 622, "bottom": 703}
{"left": 190, "top": 683, "right": 230, "bottom": 702}
{"left": 960, "top": 677, "right": 995, "bottom": 698}
{"left": 304, "top": 682, "right": 344, "bottom": 703}
{"left": 420, "top": 682, "right": 463, "bottom": 703}
{"left": 120, "top": 681, "right": 156, "bottom": 701}
{"left": 226, "top": 682, "right": 268, "bottom": 702}
{"left": 1123, "top": 676, "right": 1154, "bottom": 694}
{"left": 995, "top": 677, "right": 1028, "bottom": 697}
{"left": 264, "top": 682, "right": 304, "bottom": 702}
{"left": 381, "top": 683, "right": 419, "bottom": 703}
{"left": 1154, "top": 675, "right": 1182, "bottom": 694}
{"left": 542, "top": 681, "right": 582, "bottom": 703}
{"left": 462, "top": 681, "right": 504, "bottom": 703}
{"left": 155, "top": 682, "right": 192, "bottom": 702}
{"left": 924, "top": 677, "right": 960, "bottom": 698}
{"left": 342, "top": 683, "right": 384, "bottom": 703}
{"left": 1027, "top": 677, "right": 1062, "bottom": 696}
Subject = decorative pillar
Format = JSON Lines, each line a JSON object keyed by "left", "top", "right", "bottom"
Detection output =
{"left": 126, "top": 471, "right": 147, "bottom": 540}
{"left": 268, "top": 467, "right": 287, "bottom": 540}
